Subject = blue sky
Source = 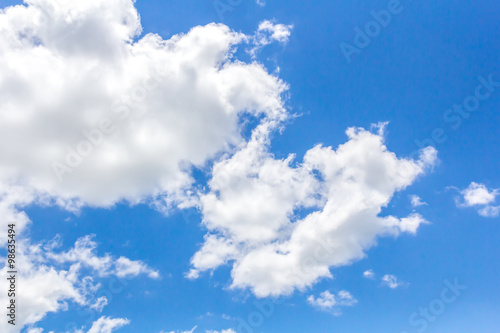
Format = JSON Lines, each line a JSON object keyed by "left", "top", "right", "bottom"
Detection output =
{"left": 0, "top": 0, "right": 499, "bottom": 332}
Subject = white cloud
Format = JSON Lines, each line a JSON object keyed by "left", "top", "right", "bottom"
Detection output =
{"left": 478, "top": 205, "right": 500, "bottom": 218}
{"left": 363, "top": 269, "right": 375, "bottom": 279}
{"left": 258, "top": 20, "right": 293, "bottom": 43}
{"left": 249, "top": 20, "right": 293, "bottom": 57}
{"left": 410, "top": 195, "right": 427, "bottom": 207}
{"left": 0, "top": 182, "right": 36, "bottom": 245}
{"left": 45, "top": 235, "right": 159, "bottom": 279}
{"left": 87, "top": 317, "right": 130, "bottom": 333}
{"left": 89, "top": 296, "right": 108, "bottom": 312}
{"left": 0, "top": 0, "right": 288, "bottom": 211}
{"left": 189, "top": 124, "right": 437, "bottom": 297}
{"left": 307, "top": 290, "right": 357, "bottom": 315}
{"left": 0, "top": 0, "right": 295, "bottom": 330}
{"left": 381, "top": 274, "right": 406, "bottom": 289}
{"left": 114, "top": 256, "right": 160, "bottom": 279}
{"left": 27, "top": 328, "right": 44, "bottom": 333}
{"left": 0, "top": 224, "right": 157, "bottom": 332}
{"left": 460, "top": 182, "right": 498, "bottom": 206}
{"left": 0, "top": 0, "right": 439, "bottom": 327}
{"left": 456, "top": 182, "right": 500, "bottom": 217}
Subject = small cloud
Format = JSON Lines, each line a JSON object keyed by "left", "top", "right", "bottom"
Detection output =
{"left": 258, "top": 20, "right": 293, "bottom": 43}
{"left": 87, "top": 316, "right": 130, "bottom": 333}
{"left": 455, "top": 182, "right": 499, "bottom": 217}
{"left": 381, "top": 274, "right": 407, "bottom": 289}
{"left": 27, "top": 328, "right": 43, "bottom": 333}
{"left": 478, "top": 205, "right": 500, "bottom": 218}
{"left": 249, "top": 20, "right": 293, "bottom": 57}
{"left": 256, "top": 0, "right": 266, "bottom": 6}
{"left": 363, "top": 269, "right": 375, "bottom": 279}
{"left": 409, "top": 195, "right": 427, "bottom": 208}
{"left": 307, "top": 290, "right": 357, "bottom": 316}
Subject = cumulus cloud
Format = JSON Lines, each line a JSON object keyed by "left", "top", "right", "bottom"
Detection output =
{"left": 189, "top": 124, "right": 437, "bottom": 297}
{"left": 0, "top": 0, "right": 288, "bottom": 211}
{"left": 456, "top": 182, "right": 500, "bottom": 217}
{"left": 381, "top": 274, "right": 406, "bottom": 289}
{"left": 460, "top": 182, "right": 498, "bottom": 206}
{"left": 307, "top": 290, "right": 357, "bottom": 315}
{"left": 409, "top": 195, "right": 427, "bottom": 207}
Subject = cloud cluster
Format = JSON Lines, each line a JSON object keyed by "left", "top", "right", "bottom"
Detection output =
{"left": 0, "top": 231, "right": 157, "bottom": 332}
{"left": 456, "top": 182, "right": 500, "bottom": 217}
{"left": 0, "top": 0, "right": 293, "bottom": 331}
{"left": 0, "top": 181, "right": 157, "bottom": 332}
{"left": 189, "top": 124, "right": 437, "bottom": 297}
{"left": 307, "top": 290, "right": 357, "bottom": 315}
{"left": 29, "top": 316, "right": 131, "bottom": 333}
{"left": 0, "top": 0, "right": 441, "bottom": 330}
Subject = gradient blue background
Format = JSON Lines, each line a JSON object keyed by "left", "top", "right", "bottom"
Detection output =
{"left": 3, "top": 0, "right": 498, "bottom": 331}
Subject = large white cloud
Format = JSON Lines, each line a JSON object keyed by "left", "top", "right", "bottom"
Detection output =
{"left": 189, "top": 123, "right": 437, "bottom": 297}
{"left": 0, "top": 0, "right": 288, "bottom": 209}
